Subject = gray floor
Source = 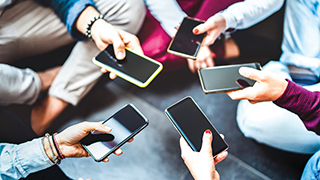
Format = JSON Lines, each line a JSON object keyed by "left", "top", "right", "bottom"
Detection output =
{"left": 10, "top": 40, "right": 311, "bottom": 179}
{"left": 53, "top": 79, "right": 273, "bottom": 180}
{"left": 32, "top": 67, "right": 308, "bottom": 180}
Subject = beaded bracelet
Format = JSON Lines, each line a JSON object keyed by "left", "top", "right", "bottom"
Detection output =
{"left": 52, "top": 133, "right": 65, "bottom": 159}
{"left": 85, "top": 14, "right": 104, "bottom": 40}
{"left": 45, "top": 133, "right": 61, "bottom": 165}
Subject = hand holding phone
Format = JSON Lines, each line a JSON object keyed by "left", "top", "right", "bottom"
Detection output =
{"left": 93, "top": 46, "right": 163, "bottom": 88}
{"left": 164, "top": 97, "right": 228, "bottom": 157}
{"left": 227, "top": 67, "right": 288, "bottom": 103}
{"left": 198, "top": 63, "right": 262, "bottom": 94}
{"left": 81, "top": 104, "right": 149, "bottom": 162}
{"left": 168, "top": 17, "right": 205, "bottom": 59}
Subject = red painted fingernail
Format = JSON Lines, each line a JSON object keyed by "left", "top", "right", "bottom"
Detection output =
{"left": 205, "top": 130, "right": 211, "bottom": 134}
{"left": 194, "top": 29, "right": 199, "bottom": 34}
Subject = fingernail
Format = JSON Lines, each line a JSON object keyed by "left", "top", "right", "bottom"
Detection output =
{"left": 104, "top": 126, "right": 112, "bottom": 132}
{"left": 205, "top": 130, "right": 211, "bottom": 134}
{"left": 194, "top": 29, "right": 199, "bottom": 34}
{"left": 117, "top": 52, "right": 124, "bottom": 59}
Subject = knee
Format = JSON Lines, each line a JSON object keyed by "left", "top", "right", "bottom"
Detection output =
{"left": 301, "top": 150, "right": 320, "bottom": 179}
{"left": 96, "top": 0, "right": 146, "bottom": 34}
{"left": 120, "top": 0, "right": 146, "bottom": 34}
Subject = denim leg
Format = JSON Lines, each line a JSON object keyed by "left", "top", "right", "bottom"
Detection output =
{"left": 301, "top": 150, "right": 320, "bottom": 180}
{"left": 280, "top": 0, "right": 320, "bottom": 77}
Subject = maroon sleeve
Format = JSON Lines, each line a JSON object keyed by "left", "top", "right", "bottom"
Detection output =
{"left": 274, "top": 80, "right": 320, "bottom": 135}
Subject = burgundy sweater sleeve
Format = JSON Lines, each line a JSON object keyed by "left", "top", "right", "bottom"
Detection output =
{"left": 274, "top": 80, "right": 320, "bottom": 135}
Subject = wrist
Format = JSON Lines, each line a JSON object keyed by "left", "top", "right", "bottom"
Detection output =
{"left": 43, "top": 134, "right": 61, "bottom": 164}
{"left": 76, "top": 5, "right": 101, "bottom": 35}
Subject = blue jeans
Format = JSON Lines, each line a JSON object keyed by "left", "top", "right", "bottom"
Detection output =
{"left": 301, "top": 150, "right": 320, "bottom": 179}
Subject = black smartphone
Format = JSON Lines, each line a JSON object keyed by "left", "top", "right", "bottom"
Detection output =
{"left": 92, "top": 46, "right": 163, "bottom": 88}
{"left": 164, "top": 97, "right": 228, "bottom": 157}
{"left": 198, "top": 63, "right": 262, "bottom": 94}
{"left": 167, "top": 17, "right": 205, "bottom": 59}
{"left": 81, "top": 104, "right": 149, "bottom": 162}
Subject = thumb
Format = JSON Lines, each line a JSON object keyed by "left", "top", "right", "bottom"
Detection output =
{"left": 200, "top": 129, "right": 213, "bottom": 154}
{"left": 111, "top": 36, "right": 126, "bottom": 60}
{"left": 78, "top": 122, "right": 112, "bottom": 134}
{"left": 239, "top": 67, "right": 263, "bottom": 82}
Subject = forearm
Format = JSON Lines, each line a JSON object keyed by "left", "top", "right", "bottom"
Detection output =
{"left": 274, "top": 80, "right": 320, "bottom": 134}
{"left": 220, "top": 0, "right": 284, "bottom": 30}
{"left": 35, "top": 0, "right": 96, "bottom": 40}
{"left": 0, "top": 139, "right": 53, "bottom": 180}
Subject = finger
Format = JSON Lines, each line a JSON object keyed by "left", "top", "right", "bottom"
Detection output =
{"left": 128, "top": 138, "right": 134, "bottom": 143}
{"left": 200, "top": 129, "right": 213, "bottom": 154}
{"left": 109, "top": 73, "right": 117, "bottom": 80}
{"left": 226, "top": 87, "right": 255, "bottom": 101}
{"left": 101, "top": 68, "right": 108, "bottom": 73}
{"left": 102, "top": 157, "right": 109, "bottom": 162}
{"left": 112, "top": 37, "right": 126, "bottom": 60}
{"left": 193, "top": 22, "right": 209, "bottom": 35}
{"left": 201, "top": 63, "right": 207, "bottom": 69}
{"left": 206, "top": 56, "right": 215, "bottom": 67}
{"left": 239, "top": 67, "right": 263, "bottom": 82}
{"left": 187, "top": 59, "right": 196, "bottom": 73}
{"left": 249, "top": 100, "right": 260, "bottom": 104}
{"left": 79, "top": 122, "right": 112, "bottom": 134}
{"left": 114, "top": 148, "right": 123, "bottom": 155}
{"left": 220, "top": 134, "right": 225, "bottom": 139}
{"left": 119, "top": 30, "right": 144, "bottom": 56}
{"left": 214, "top": 151, "right": 228, "bottom": 165}
{"left": 179, "top": 137, "right": 193, "bottom": 154}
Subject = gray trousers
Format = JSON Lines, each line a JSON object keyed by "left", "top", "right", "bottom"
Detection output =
{"left": 0, "top": 0, "right": 146, "bottom": 105}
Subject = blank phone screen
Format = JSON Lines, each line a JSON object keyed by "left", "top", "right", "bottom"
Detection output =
{"left": 166, "top": 97, "right": 228, "bottom": 156}
{"left": 169, "top": 17, "right": 205, "bottom": 57}
{"left": 96, "top": 46, "right": 161, "bottom": 83}
{"left": 199, "top": 63, "right": 260, "bottom": 93}
{"left": 82, "top": 104, "right": 148, "bottom": 161}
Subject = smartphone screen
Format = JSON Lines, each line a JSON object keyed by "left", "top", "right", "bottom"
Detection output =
{"left": 198, "top": 63, "right": 261, "bottom": 94}
{"left": 93, "top": 46, "right": 163, "bottom": 87}
{"left": 81, "top": 104, "right": 149, "bottom": 162}
{"left": 165, "top": 97, "right": 228, "bottom": 157}
{"left": 168, "top": 17, "right": 205, "bottom": 59}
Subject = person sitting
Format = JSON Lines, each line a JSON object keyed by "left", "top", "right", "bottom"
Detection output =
{"left": 226, "top": 67, "right": 320, "bottom": 179}
{"left": 0, "top": 0, "right": 145, "bottom": 136}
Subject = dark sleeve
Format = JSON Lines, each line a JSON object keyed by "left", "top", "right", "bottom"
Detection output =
{"left": 35, "top": 0, "right": 96, "bottom": 40}
{"left": 274, "top": 80, "right": 320, "bottom": 135}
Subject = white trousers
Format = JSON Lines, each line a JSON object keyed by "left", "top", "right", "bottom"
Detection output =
{"left": 0, "top": 0, "right": 146, "bottom": 105}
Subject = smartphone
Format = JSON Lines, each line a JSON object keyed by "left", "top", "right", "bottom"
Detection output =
{"left": 92, "top": 46, "right": 163, "bottom": 88}
{"left": 167, "top": 17, "right": 205, "bottom": 59}
{"left": 198, "top": 63, "right": 262, "bottom": 94}
{"left": 164, "top": 96, "right": 228, "bottom": 157}
{"left": 81, "top": 104, "right": 149, "bottom": 162}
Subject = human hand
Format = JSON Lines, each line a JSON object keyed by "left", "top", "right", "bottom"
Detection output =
{"left": 91, "top": 20, "right": 143, "bottom": 79}
{"left": 193, "top": 14, "right": 226, "bottom": 46}
{"left": 55, "top": 122, "right": 131, "bottom": 162}
{"left": 180, "top": 130, "right": 228, "bottom": 180}
{"left": 187, "top": 46, "right": 215, "bottom": 73}
{"left": 226, "top": 67, "right": 288, "bottom": 104}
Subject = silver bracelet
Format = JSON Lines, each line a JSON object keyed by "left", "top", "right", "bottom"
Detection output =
{"left": 85, "top": 14, "right": 104, "bottom": 40}
{"left": 45, "top": 133, "right": 61, "bottom": 165}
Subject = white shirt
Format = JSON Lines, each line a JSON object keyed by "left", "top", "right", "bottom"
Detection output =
{"left": 145, "top": 0, "right": 284, "bottom": 36}
{"left": 219, "top": 0, "right": 284, "bottom": 30}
